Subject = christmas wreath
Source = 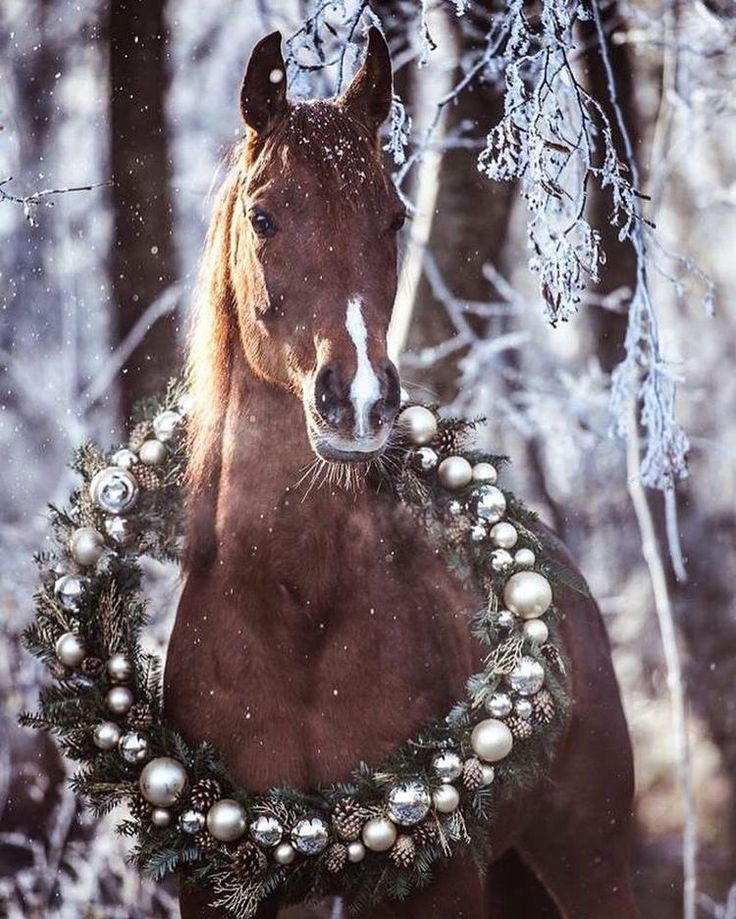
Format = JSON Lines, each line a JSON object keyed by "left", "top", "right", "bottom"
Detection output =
{"left": 22, "top": 382, "right": 584, "bottom": 918}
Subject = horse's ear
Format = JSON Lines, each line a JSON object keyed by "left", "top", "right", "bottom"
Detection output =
{"left": 240, "top": 31, "right": 287, "bottom": 133}
{"left": 339, "top": 27, "right": 392, "bottom": 133}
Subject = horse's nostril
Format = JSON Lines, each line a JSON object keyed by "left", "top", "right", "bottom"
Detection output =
{"left": 314, "top": 362, "right": 345, "bottom": 425}
{"left": 382, "top": 360, "right": 401, "bottom": 416}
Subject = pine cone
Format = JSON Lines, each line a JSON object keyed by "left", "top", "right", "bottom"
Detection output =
{"left": 128, "top": 703, "right": 154, "bottom": 730}
{"left": 131, "top": 463, "right": 162, "bottom": 491}
{"left": 76, "top": 499, "right": 102, "bottom": 530}
{"left": 532, "top": 689, "right": 556, "bottom": 724}
{"left": 331, "top": 799, "right": 366, "bottom": 841}
{"left": 190, "top": 778, "right": 222, "bottom": 813}
{"left": 411, "top": 820, "right": 438, "bottom": 848}
{"left": 506, "top": 715, "right": 533, "bottom": 741}
{"left": 541, "top": 644, "right": 566, "bottom": 676}
{"left": 324, "top": 843, "right": 348, "bottom": 874}
{"left": 433, "top": 424, "right": 462, "bottom": 456}
{"left": 81, "top": 656, "right": 104, "bottom": 677}
{"left": 128, "top": 422, "right": 151, "bottom": 452}
{"left": 461, "top": 757, "right": 485, "bottom": 791}
{"left": 389, "top": 835, "right": 416, "bottom": 868}
{"left": 129, "top": 794, "right": 152, "bottom": 822}
{"left": 194, "top": 829, "right": 220, "bottom": 853}
{"left": 230, "top": 841, "right": 267, "bottom": 879}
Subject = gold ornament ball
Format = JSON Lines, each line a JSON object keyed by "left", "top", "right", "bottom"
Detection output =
{"left": 107, "top": 652, "right": 132, "bottom": 683}
{"left": 206, "top": 799, "right": 247, "bottom": 842}
{"left": 347, "top": 840, "right": 366, "bottom": 863}
{"left": 93, "top": 721, "right": 121, "bottom": 751}
{"left": 361, "top": 816, "right": 397, "bottom": 852}
{"left": 69, "top": 527, "right": 105, "bottom": 566}
{"left": 471, "top": 719, "right": 514, "bottom": 763}
{"left": 55, "top": 632, "right": 86, "bottom": 668}
{"left": 523, "top": 619, "right": 549, "bottom": 645}
{"left": 151, "top": 807, "right": 171, "bottom": 827}
{"left": 490, "top": 522, "right": 517, "bottom": 549}
{"left": 432, "top": 785, "right": 460, "bottom": 814}
{"left": 397, "top": 405, "right": 437, "bottom": 446}
{"left": 514, "top": 548, "right": 536, "bottom": 568}
{"left": 472, "top": 462, "right": 497, "bottom": 484}
{"left": 438, "top": 456, "right": 473, "bottom": 490}
{"left": 139, "top": 439, "right": 167, "bottom": 466}
{"left": 274, "top": 841, "right": 296, "bottom": 865}
{"left": 139, "top": 757, "right": 189, "bottom": 806}
{"left": 503, "top": 571, "right": 552, "bottom": 620}
{"left": 106, "top": 685, "right": 133, "bottom": 715}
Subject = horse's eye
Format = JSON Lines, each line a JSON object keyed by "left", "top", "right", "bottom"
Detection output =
{"left": 250, "top": 208, "right": 278, "bottom": 239}
{"left": 389, "top": 212, "right": 406, "bottom": 233}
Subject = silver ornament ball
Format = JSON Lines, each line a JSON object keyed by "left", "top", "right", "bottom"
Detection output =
{"left": 153, "top": 410, "right": 182, "bottom": 443}
{"left": 151, "top": 807, "right": 171, "bottom": 827}
{"left": 93, "top": 721, "right": 121, "bottom": 751}
{"left": 179, "top": 809, "right": 206, "bottom": 835}
{"left": 54, "top": 575, "right": 85, "bottom": 612}
{"left": 411, "top": 446, "right": 439, "bottom": 474}
{"left": 481, "top": 765, "right": 496, "bottom": 786}
{"left": 432, "top": 784, "right": 460, "bottom": 814}
{"left": 491, "top": 549, "right": 514, "bottom": 572}
{"left": 438, "top": 456, "right": 473, "bottom": 491}
{"left": 90, "top": 467, "right": 139, "bottom": 515}
{"left": 177, "top": 392, "right": 195, "bottom": 417}
{"left": 469, "top": 523, "right": 487, "bottom": 543}
{"left": 397, "top": 405, "right": 437, "bottom": 446}
{"left": 362, "top": 816, "right": 397, "bottom": 852}
{"left": 508, "top": 657, "right": 545, "bottom": 696}
{"left": 447, "top": 499, "right": 463, "bottom": 516}
{"left": 250, "top": 815, "right": 283, "bottom": 847}
{"left": 106, "top": 685, "right": 133, "bottom": 715}
{"left": 514, "top": 548, "right": 536, "bottom": 567}
{"left": 207, "top": 799, "right": 247, "bottom": 842}
{"left": 490, "top": 522, "right": 517, "bottom": 549}
{"left": 503, "top": 571, "right": 552, "bottom": 620}
{"left": 104, "top": 515, "right": 134, "bottom": 546}
{"left": 515, "top": 698, "right": 533, "bottom": 720}
{"left": 138, "top": 439, "right": 167, "bottom": 466}
{"left": 274, "top": 841, "right": 296, "bottom": 865}
{"left": 119, "top": 731, "right": 149, "bottom": 764}
{"left": 107, "top": 652, "right": 132, "bottom": 683}
{"left": 469, "top": 485, "right": 506, "bottom": 523}
{"left": 472, "top": 462, "right": 498, "bottom": 484}
{"left": 523, "top": 619, "right": 549, "bottom": 646}
{"left": 471, "top": 719, "right": 514, "bottom": 763}
{"left": 432, "top": 751, "right": 464, "bottom": 784}
{"left": 139, "top": 757, "right": 189, "bottom": 807}
{"left": 291, "top": 816, "right": 329, "bottom": 855}
{"left": 347, "top": 840, "right": 366, "bottom": 863}
{"left": 112, "top": 447, "right": 138, "bottom": 470}
{"left": 387, "top": 781, "right": 431, "bottom": 826}
{"left": 485, "top": 692, "right": 513, "bottom": 719}
{"left": 496, "top": 609, "right": 516, "bottom": 630}
{"left": 70, "top": 527, "right": 105, "bottom": 566}
{"left": 54, "top": 631, "right": 86, "bottom": 668}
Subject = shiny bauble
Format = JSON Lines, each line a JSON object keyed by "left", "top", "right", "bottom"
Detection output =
{"left": 503, "top": 571, "right": 552, "bottom": 620}
{"left": 447, "top": 499, "right": 463, "bottom": 516}
{"left": 90, "top": 467, "right": 139, "bottom": 515}
{"left": 432, "top": 784, "right": 460, "bottom": 814}
{"left": 397, "top": 405, "right": 437, "bottom": 445}
{"left": 472, "top": 462, "right": 497, "bottom": 484}
{"left": 471, "top": 719, "right": 514, "bottom": 762}
{"left": 106, "top": 685, "right": 133, "bottom": 715}
{"left": 508, "top": 657, "right": 545, "bottom": 696}
{"left": 347, "top": 840, "right": 366, "bottom": 863}
{"left": 387, "top": 781, "right": 431, "bottom": 826}
{"left": 179, "top": 809, "right": 206, "bottom": 835}
{"left": 437, "top": 456, "right": 473, "bottom": 490}
{"left": 291, "top": 816, "right": 329, "bottom": 855}
{"left": 107, "top": 652, "right": 132, "bottom": 683}
{"left": 496, "top": 609, "right": 516, "bottom": 631}
{"left": 523, "top": 619, "right": 549, "bottom": 645}
{"left": 54, "top": 575, "right": 85, "bottom": 612}
{"left": 138, "top": 439, "right": 167, "bottom": 466}
{"left": 490, "top": 522, "right": 517, "bottom": 549}
{"left": 151, "top": 807, "right": 171, "bottom": 827}
{"left": 491, "top": 549, "right": 514, "bottom": 572}
{"left": 140, "top": 758, "right": 188, "bottom": 806}
{"left": 362, "top": 817, "right": 397, "bottom": 852}
{"left": 469, "top": 523, "right": 487, "bottom": 543}
{"left": 112, "top": 448, "right": 137, "bottom": 470}
{"left": 250, "top": 815, "right": 283, "bottom": 847}
{"left": 481, "top": 765, "right": 496, "bottom": 786}
{"left": 119, "top": 731, "right": 149, "bottom": 764}
{"left": 153, "top": 410, "right": 182, "bottom": 443}
{"left": 104, "top": 515, "right": 134, "bottom": 546}
{"left": 93, "top": 721, "right": 121, "bottom": 751}
{"left": 177, "top": 392, "right": 195, "bottom": 416}
{"left": 432, "top": 751, "right": 463, "bottom": 784}
{"left": 69, "top": 527, "right": 105, "bottom": 566}
{"left": 469, "top": 485, "right": 506, "bottom": 523}
{"left": 410, "top": 446, "right": 439, "bottom": 474}
{"left": 54, "top": 631, "right": 86, "bottom": 668}
{"left": 515, "top": 698, "right": 533, "bottom": 720}
{"left": 514, "top": 548, "right": 536, "bottom": 567}
{"left": 485, "top": 692, "right": 513, "bottom": 719}
{"left": 274, "top": 841, "right": 296, "bottom": 865}
{"left": 207, "top": 799, "right": 247, "bottom": 842}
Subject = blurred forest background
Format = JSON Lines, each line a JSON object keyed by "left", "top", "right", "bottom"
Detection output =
{"left": 1, "top": 0, "right": 735, "bottom": 916}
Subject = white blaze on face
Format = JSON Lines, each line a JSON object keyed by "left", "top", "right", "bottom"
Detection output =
{"left": 345, "top": 296, "right": 380, "bottom": 439}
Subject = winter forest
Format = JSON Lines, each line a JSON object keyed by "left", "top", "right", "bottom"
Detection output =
{"left": 1, "top": 0, "right": 735, "bottom": 916}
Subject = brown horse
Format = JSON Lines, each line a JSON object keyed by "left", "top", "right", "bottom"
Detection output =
{"left": 164, "top": 29, "right": 639, "bottom": 919}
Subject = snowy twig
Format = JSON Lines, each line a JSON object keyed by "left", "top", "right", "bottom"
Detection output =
{"left": 0, "top": 176, "right": 109, "bottom": 226}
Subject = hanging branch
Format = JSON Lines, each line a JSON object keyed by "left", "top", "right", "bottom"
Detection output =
{"left": 0, "top": 176, "right": 109, "bottom": 226}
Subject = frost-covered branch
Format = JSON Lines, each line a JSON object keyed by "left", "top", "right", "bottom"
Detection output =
{"left": 0, "top": 176, "right": 108, "bottom": 226}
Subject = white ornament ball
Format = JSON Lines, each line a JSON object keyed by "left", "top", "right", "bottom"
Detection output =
{"left": 490, "top": 522, "right": 517, "bottom": 549}
{"left": 93, "top": 721, "right": 121, "bottom": 751}
{"left": 472, "top": 462, "right": 497, "bottom": 484}
{"left": 514, "top": 548, "right": 536, "bottom": 568}
{"left": 523, "top": 619, "right": 549, "bottom": 646}
{"left": 106, "top": 686, "right": 133, "bottom": 715}
{"left": 55, "top": 632, "right": 86, "bottom": 668}
{"left": 362, "top": 816, "right": 397, "bottom": 852}
{"left": 432, "top": 785, "right": 460, "bottom": 814}
{"left": 207, "top": 799, "right": 247, "bottom": 842}
{"left": 139, "top": 757, "right": 189, "bottom": 806}
{"left": 347, "top": 840, "right": 366, "bottom": 863}
{"left": 471, "top": 719, "right": 514, "bottom": 763}
{"left": 70, "top": 527, "right": 105, "bottom": 566}
{"left": 481, "top": 765, "right": 495, "bottom": 786}
{"left": 139, "top": 439, "right": 167, "bottom": 466}
{"left": 503, "top": 571, "right": 552, "bottom": 620}
{"left": 151, "top": 807, "right": 171, "bottom": 827}
{"left": 153, "top": 410, "right": 182, "bottom": 443}
{"left": 438, "top": 456, "right": 473, "bottom": 491}
{"left": 112, "top": 448, "right": 138, "bottom": 470}
{"left": 119, "top": 731, "right": 149, "bottom": 763}
{"left": 107, "top": 652, "right": 132, "bottom": 683}
{"left": 274, "top": 841, "right": 296, "bottom": 865}
{"left": 397, "top": 405, "right": 437, "bottom": 446}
